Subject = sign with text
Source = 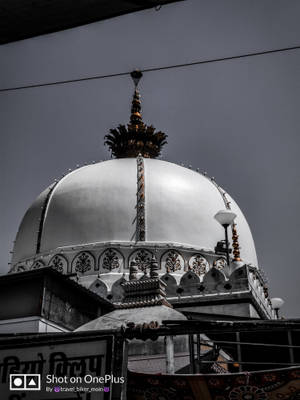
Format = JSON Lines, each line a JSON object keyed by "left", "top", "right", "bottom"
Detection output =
{"left": 0, "top": 333, "right": 114, "bottom": 400}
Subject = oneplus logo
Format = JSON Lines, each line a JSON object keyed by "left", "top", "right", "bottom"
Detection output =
{"left": 10, "top": 374, "right": 41, "bottom": 391}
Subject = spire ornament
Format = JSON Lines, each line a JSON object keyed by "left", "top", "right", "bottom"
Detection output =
{"left": 232, "top": 223, "right": 242, "bottom": 262}
{"left": 104, "top": 70, "right": 168, "bottom": 158}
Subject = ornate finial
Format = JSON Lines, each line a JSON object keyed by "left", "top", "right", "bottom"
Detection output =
{"left": 150, "top": 255, "right": 159, "bottom": 278}
{"left": 130, "top": 70, "right": 143, "bottom": 88}
{"left": 130, "top": 88, "right": 143, "bottom": 127}
{"left": 232, "top": 223, "right": 241, "bottom": 262}
{"left": 129, "top": 261, "right": 138, "bottom": 281}
{"left": 114, "top": 252, "right": 172, "bottom": 309}
{"left": 104, "top": 70, "right": 168, "bottom": 159}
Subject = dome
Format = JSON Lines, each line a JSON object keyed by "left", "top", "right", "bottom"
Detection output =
{"left": 11, "top": 158, "right": 258, "bottom": 271}
{"left": 76, "top": 305, "right": 186, "bottom": 332}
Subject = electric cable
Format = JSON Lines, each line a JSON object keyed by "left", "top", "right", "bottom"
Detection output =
{"left": 0, "top": 44, "right": 300, "bottom": 93}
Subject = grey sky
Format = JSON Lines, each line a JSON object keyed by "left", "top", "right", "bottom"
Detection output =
{"left": 0, "top": 0, "right": 299, "bottom": 316}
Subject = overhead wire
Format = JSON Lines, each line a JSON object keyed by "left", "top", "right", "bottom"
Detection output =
{"left": 0, "top": 44, "right": 300, "bottom": 93}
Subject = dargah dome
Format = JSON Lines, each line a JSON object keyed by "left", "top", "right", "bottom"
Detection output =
{"left": 10, "top": 71, "right": 273, "bottom": 319}
{"left": 11, "top": 158, "right": 257, "bottom": 269}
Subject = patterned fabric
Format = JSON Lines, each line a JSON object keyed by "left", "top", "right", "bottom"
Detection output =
{"left": 128, "top": 367, "right": 300, "bottom": 400}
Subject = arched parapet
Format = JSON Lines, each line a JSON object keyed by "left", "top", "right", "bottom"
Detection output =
{"left": 160, "top": 273, "right": 178, "bottom": 297}
{"left": 89, "top": 279, "right": 109, "bottom": 298}
{"left": 48, "top": 254, "right": 68, "bottom": 274}
{"left": 31, "top": 260, "right": 45, "bottom": 270}
{"left": 229, "top": 264, "right": 249, "bottom": 291}
{"left": 110, "top": 276, "right": 127, "bottom": 302}
{"left": 202, "top": 267, "right": 226, "bottom": 293}
{"left": 13, "top": 264, "right": 28, "bottom": 273}
{"left": 98, "top": 248, "right": 124, "bottom": 273}
{"left": 72, "top": 251, "right": 95, "bottom": 274}
{"left": 179, "top": 271, "right": 200, "bottom": 295}
{"left": 128, "top": 249, "right": 153, "bottom": 273}
{"left": 161, "top": 249, "right": 184, "bottom": 273}
{"left": 188, "top": 254, "right": 209, "bottom": 280}
{"left": 212, "top": 257, "right": 228, "bottom": 275}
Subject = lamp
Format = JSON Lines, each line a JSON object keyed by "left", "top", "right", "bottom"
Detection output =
{"left": 214, "top": 210, "right": 237, "bottom": 266}
{"left": 270, "top": 297, "right": 284, "bottom": 319}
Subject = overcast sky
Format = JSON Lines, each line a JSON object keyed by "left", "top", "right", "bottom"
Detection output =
{"left": 0, "top": 0, "right": 299, "bottom": 316}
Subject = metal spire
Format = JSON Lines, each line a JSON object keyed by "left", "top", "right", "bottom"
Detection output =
{"left": 104, "top": 70, "right": 167, "bottom": 159}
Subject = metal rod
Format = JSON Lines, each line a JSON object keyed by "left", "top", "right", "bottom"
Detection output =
{"left": 198, "top": 360, "right": 300, "bottom": 366}
{"left": 196, "top": 334, "right": 201, "bottom": 373}
{"left": 236, "top": 332, "right": 242, "bottom": 372}
{"left": 165, "top": 336, "right": 175, "bottom": 374}
{"left": 189, "top": 334, "right": 195, "bottom": 374}
{"left": 288, "top": 330, "right": 295, "bottom": 364}
{"left": 200, "top": 339, "right": 300, "bottom": 349}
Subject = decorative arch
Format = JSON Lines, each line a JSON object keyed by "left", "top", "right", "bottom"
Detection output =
{"left": 16, "top": 265, "right": 27, "bottom": 272}
{"left": 160, "top": 273, "right": 178, "bottom": 297}
{"left": 72, "top": 251, "right": 94, "bottom": 274}
{"left": 89, "top": 279, "right": 108, "bottom": 298}
{"left": 128, "top": 249, "right": 153, "bottom": 273}
{"left": 161, "top": 250, "right": 184, "bottom": 273}
{"left": 98, "top": 248, "right": 124, "bottom": 272}
{"left": 180, "top": 271, "right": 200, "bottom": 295}
{"left": 48, "top": 254, "right": 68, "bottom": 273}
{"left": 31, "top": 260, "right": 45, "bottom": 270}
{"left": 202, "top": 267, "right": 226, "bottom": 292}
{"left": 229, "top": 265, "right": 248, "bottom": 281}
{"left": 213, "top": 257, "right": 227, "bottom": 271}
{"left": 188, "top": 254, "right": 209, "bottom": 275}
{"left": 111, "top": 276, "right": 127, "bottom": 302}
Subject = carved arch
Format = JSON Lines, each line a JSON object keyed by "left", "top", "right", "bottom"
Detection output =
{"left": 98, "top": 248, "right": 124, "bottom": 272}
{"left": 180, "top": 271, "right": 201, "bottom": 295}
{"left": 48, "top": 254, "right": 68, "bottom": 273}
{"left": 72, "top": 251, "right": 95, "bottom": 274}
{"left": 161, "top": 250, "right": 184, "bottom": 273}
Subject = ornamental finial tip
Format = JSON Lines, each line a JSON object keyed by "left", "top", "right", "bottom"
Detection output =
{"left": 232, "top": 223, "right": 242, "bottom": 262}
{"left": 130, "top": 70, "right": 143, "bottom": 88}
{"left": 104, "top": 71, "right": 167, "bottom": 158}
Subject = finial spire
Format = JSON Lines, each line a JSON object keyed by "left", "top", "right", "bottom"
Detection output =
{"left": 129, "top": 261, "right": 138, "bottom": 281}
{"left": 150, "top": 255, "right": 159, "bottom": 278}
{"left": 130, "top": 69, "right": 143, "bottom": 88}
{"left": 104, "top": 70, "right": 168, "bottom": 159}
{"left": 129, "top": 88, "right": 143, "bottom": 127}
{"left": 129, "top": 70, "right": 143, "bottom": 128}
{"left": 232, "top": 223, "right": 242, "bottom": 262}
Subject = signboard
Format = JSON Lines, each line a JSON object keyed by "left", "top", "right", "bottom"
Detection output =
{"left": 0, "top": 333, "right": 114, "bottom": 400}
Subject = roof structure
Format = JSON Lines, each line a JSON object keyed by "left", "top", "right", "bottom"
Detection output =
{"left": 0, "top": 0, "right": 185, "bottom": 45}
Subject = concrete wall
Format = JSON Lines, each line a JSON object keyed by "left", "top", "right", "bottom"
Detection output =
{"left": 0, "top": 316, "right": 68, "bottom": 333}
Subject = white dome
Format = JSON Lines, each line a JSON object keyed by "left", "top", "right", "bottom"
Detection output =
{"left": 76, "top": 305, "right": 186, "bottom": 332}
{"left": 12, "top": 158, "right": 258, "bottom": 268}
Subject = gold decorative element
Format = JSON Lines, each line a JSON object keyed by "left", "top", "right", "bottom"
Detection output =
{"left": 104, "top": 70, "right": 168, "bottom": 158}
{"left": 137, "top": 155, "right": 146, "bottom": 241}
{"left": 232, "top": 223, "right": 241, "bottom": 261}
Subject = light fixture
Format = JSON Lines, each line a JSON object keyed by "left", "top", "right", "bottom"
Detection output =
{"left": 214, "top": 210, "right": 237, "bottom": 266}
{"left": 214, "top": 210, "right": 237, "bottom": 227}
{"left": 270, "top": 297, "right": 284, "bottom": 319}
